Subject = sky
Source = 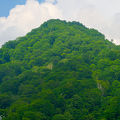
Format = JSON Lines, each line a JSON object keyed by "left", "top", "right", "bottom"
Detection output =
{"left": 0, "top": 0, "right": 45, "bottom": 17}
{"left": 0, "top": 0, "right": 120, "bottom": 47}
{"left": 0, "top": 0, "right": 25, "bottom": 17}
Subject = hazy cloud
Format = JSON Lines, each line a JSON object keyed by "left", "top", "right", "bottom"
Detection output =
{"left": 56, "top": 0, "right": 120, "bottom": 44}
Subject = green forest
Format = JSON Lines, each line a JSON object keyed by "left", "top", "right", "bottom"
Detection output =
{"left": 0, "top": 19, "right": 120, "bottom": 120}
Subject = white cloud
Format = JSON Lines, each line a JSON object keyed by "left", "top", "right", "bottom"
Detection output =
{"left": 0, "top": 0, "right": 120, "bottom": 46}
{"left": 0, "top": 0, "right": 62, "bottom": 47}
{"left": 45, "top": 0, "right": 56, "bottom": 3}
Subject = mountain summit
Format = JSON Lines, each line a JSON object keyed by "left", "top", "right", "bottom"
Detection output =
{"left": 0, "top": 19, "right": 120, "bottom": 120}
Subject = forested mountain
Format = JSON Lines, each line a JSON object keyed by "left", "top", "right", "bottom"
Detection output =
{"left": 0, "top": 19, "right": 120, "bottom": 120}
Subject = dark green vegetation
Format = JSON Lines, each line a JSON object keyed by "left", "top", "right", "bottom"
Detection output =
{"left": 0, "top": 19, "right": 120, "bottom": 120}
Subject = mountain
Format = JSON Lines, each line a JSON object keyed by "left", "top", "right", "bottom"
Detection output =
{"left": 0, "top": 19, "right": 120, "bottom": 120}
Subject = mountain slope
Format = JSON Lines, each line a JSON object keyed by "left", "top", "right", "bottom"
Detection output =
{"left": 0, "top": 19, "right": 120, "bottom": 120}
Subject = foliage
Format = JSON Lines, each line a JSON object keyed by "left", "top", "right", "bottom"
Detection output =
{"left": 0, "top": 19, "right": 120, "bottom": 119}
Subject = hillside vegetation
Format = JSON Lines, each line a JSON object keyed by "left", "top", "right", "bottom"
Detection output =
{"left": 0, "top": 19, "right": 120, "bottom": 120}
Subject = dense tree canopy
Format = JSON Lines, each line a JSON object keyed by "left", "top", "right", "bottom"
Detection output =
{"left": 0, "top": 19, "right": 120, "bottom": 120}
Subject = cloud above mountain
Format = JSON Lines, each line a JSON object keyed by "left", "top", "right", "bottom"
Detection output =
{"left": 0, "top": 0, "right": 62, "bottom": 46}
{"left": 0, "top": 0, "right": 120, "bottom": 46}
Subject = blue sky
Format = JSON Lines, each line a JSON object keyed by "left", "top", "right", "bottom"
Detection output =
{"left": 0, "top": 0, "right": 44, "bottom": 17}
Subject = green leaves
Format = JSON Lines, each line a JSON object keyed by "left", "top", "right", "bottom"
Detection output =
{"left": 0, "top": 19, "right": 120, "bottom": 120}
